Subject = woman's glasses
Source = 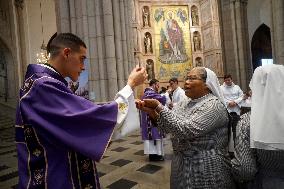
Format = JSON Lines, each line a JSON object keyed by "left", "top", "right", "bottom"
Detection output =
{"left": 184, "top": 76, "right": 203, "bottom": 81}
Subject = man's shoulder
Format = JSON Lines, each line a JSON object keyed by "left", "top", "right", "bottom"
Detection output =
{"left": 233, "top": 84, "right": 242, "bottom": 90}
{"left": 33, "top": 74, "right": 67, "bottom": 89}
{"left": 22, "top": 73, "right": 68, "bottom": 96}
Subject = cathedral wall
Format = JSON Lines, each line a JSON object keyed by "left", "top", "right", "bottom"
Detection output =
{"left": 25, "top": 0, "right": 57, "bottom": 64}
{"left": 247, "top": 0, "right": 272, "bottom": 45}
{"left": 0, "top": 0, "right": 19, "bottom": 101}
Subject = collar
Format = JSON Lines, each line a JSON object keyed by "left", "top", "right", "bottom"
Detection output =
{"left": 26, "top": 64, "right": 68, "bottom": 87}
{"left": 190, "top": 93, "right": 212, "bottom": 103}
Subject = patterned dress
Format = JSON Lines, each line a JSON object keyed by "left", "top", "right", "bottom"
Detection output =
{"left": 157, "top": 93, "right": 235, "bottom": 189}
{"left": 232, "top": 112, "right": 284, "bottom": 189}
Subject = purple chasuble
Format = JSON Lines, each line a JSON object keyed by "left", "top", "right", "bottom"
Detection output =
{"left": 140, "top": 88, "right": 166, "bottom": 140}
{"left": 15, "top": 64, "right": 118, "bottom": 189}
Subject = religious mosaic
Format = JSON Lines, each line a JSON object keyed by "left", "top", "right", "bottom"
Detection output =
{"left": 152, "top": 6, "right": 192, "bottom": 80}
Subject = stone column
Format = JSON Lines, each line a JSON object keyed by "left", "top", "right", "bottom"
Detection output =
{"left": 220, "top": 0, "right": 250, "bottom": 89}
{"left": 14, "top": 0, "right": 27, "bottom": 84}
{"left": 55, "top": 0, "right": 135, "bottom": 101}
{"left": 126, "top": 0, "right": 135, "bottom": 71}
{"left": 87, "top": 0, "right": 101, "bottom": 102}
{"left": 69, "top": 0, "right": 76, "bottom": 33}
{"left": 271, "top": 0, "right": 284, "bottom": 65}
{"left": 94, "top": 0, "right": 107, "bottom": 102}
{"left": 120, "top": 0, "right": 129, "bottom": 81}
{"left": 102, "top": 0, "right": 118, "bottom": 99}
{"left": 113, "top": 0, "right": 125, "bottom": 89}
{"left": 123, "top": 0, "right": 134, "bottom": 74}
{"left": 55, "top": 0, "right": 71, "bottom": 33}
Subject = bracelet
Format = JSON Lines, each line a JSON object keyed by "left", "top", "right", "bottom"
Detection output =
{"left": 154, "top": 104, "right": 163, "bottom": 113}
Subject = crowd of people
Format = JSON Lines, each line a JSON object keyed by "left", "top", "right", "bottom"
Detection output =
{"left": 15, "top": 32, "right": 283, "bottom": 189}
{"left": 137, "top": 65, "right": 284, "bottom": 189}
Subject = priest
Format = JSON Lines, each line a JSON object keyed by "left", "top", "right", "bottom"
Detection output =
{"left": 15, "top": 33, "right": 146, "bottom": 189}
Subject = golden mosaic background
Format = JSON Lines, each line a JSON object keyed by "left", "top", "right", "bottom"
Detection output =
{"left": 152, "top": 6, "right": 192, "bottom": 81}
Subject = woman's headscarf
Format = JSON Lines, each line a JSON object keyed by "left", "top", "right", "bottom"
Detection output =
{"left": 204, "top": 68, "right": 225, "bottom": 104}
{"left": 250, "top": 64, "right": 284, "bottom": 150}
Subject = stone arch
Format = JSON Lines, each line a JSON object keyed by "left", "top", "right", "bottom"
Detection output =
{"left": 251, "top": 24, "right": 272, "bottom": 70}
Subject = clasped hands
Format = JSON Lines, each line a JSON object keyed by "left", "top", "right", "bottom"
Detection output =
{"left": 228, "top": 101, "right": 237, "bottom": 107}
{"left": 135, "top": 99, "right": 162, "bottom": 120}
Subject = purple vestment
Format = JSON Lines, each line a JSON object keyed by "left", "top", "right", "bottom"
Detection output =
{"left": 140, "top": 88, "right": 166, "bottom": 140}
{"left": 15, "top": 64, "right": 117, "bottom": 189}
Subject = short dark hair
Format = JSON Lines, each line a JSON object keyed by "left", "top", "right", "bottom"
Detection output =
{"left": 149, "top": 79, "right": 159, "bottom": 86}
{"left": 224, "top": 74, "right": 232, "bottom": 79}
{"left": 169, "top": 77, "right": 178, "bottom": 84}
{"left": 47, "top": 32, "right": 57, "bottom": 54}
{"left": 48, "top": 33, "right": 86, "bottom": 58}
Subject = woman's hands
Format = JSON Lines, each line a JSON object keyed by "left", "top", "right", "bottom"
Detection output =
{"left": 135, "top": 99, "right": 161, "bottom": 120}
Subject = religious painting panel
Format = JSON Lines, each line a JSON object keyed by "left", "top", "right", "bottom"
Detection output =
{"left": 152, "top": 5, "right": 192, "bottom": 81}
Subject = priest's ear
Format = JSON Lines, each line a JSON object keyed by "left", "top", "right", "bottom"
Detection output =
{"left": 63, "top": 48, "right": 71, "bottom": 59}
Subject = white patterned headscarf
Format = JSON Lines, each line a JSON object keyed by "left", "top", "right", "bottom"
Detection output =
{"left": 249, "top": 64, "right": 284, "bottom": 150}
{"left": 204, "top": 68, "right": 225, "bottom": 104}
